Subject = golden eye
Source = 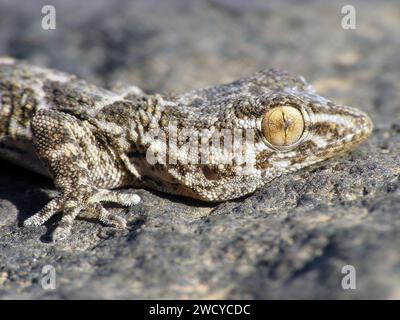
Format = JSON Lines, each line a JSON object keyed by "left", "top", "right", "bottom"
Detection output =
{"left": 261, "top": 106, "right": 304, "bottom": 146}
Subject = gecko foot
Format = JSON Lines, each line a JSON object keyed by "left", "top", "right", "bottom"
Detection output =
{"left": 23, "top": 188, "right": 141, "bottom": 241}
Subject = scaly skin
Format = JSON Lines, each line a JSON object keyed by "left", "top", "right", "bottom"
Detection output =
{"left": 0, "top": 57, "right": 373, "bottom": 241}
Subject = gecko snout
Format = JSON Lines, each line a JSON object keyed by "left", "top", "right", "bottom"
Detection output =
{"left": 309, "top": 104, "right": 373, "bottom": 155}
{"left": 344, "top": 106, "right": 374, "bottom": 143}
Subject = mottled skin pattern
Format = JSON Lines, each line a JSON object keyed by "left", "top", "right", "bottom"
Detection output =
{"left": 0, "top": 57, "right": 373, "bottom": 241}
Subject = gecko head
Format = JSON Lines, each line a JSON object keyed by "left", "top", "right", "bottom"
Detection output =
{"left": 246, "top": 90, "right": 373, "bottom": 180}
{"left": 160, "top": 70, "right": 373, "bottom": 202}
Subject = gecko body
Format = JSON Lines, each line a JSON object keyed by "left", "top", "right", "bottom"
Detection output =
{"left": 0, "top": 57, "right": 372, "bottom": 240}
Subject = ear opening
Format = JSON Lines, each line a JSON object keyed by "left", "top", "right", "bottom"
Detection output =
{"left": 201, "top": 165, "right": 219, "bottom": 180}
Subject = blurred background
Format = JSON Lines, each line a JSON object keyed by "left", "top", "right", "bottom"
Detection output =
{"left": 0, "top": 0, "right": 398, "bottom": 127}
{"left": 0, "top": 0, "right": 399, "bottom": 299}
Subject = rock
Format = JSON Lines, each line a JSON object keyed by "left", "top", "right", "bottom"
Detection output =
{"left": 0, "top": 0, "right": 399, "bottom": 299}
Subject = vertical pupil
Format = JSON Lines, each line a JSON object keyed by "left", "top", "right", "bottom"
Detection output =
{"left": 262, "top": 106, "right": 304, "bottom": 146}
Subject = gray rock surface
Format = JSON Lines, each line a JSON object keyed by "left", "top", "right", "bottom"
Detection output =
{"left": 0, "top": 0, "right": 399, "bottom": 299}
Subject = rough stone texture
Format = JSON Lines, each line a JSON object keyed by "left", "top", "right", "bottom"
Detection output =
{"left": 0, "top": 0, "right": 399, "bottom": 299}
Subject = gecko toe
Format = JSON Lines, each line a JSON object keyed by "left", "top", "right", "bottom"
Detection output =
{"left": 23, "top": 216, "right": 45, "bottom": 227}
{"left": 91, "top": 203, "right": 127, "bottom": 228}
{"left": 23, "top": 188, "right": 139, "bottom": 240}
{"left": 100, "top": 214, "right": 127, "bottom": 229}
{"left": 93, "top": 190, "right": 141, "bottom": 207}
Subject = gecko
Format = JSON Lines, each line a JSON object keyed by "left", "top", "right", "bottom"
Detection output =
{"left": 0, "top": 57, "right": 373, "bottom": 241}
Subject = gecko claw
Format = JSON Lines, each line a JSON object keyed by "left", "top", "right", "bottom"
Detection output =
{"left": 52, "top": 225, "right": 72, "bottom": 242}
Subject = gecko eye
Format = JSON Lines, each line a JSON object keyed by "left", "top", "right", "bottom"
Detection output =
{"left": 261, "top": 106, "right": 304, "bottom": 146}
